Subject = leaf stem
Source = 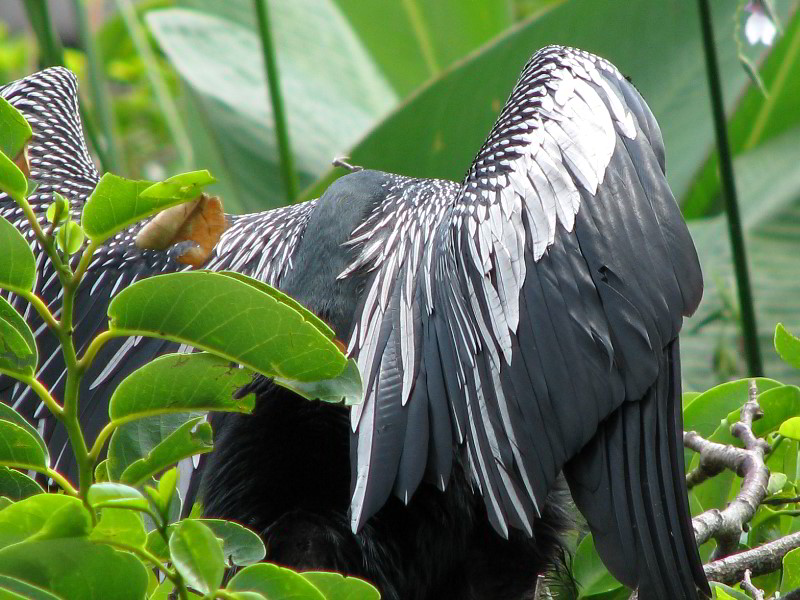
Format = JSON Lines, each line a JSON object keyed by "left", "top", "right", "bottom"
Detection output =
{"left": 89, "top": 420, "right": 117, "bottom": 462}
{"left": 20, "top": 375, "right": 63, "bottom": 417}
{"left": 78, "top": 329, "right": 118, "bottom": 372}
{"left": 253, "top": 0, "right": 298, "bottom": 203}
{"left": 114, "top": 0, "right": 194, "bottom": 169}
{"left": 696, "top": 0, "right": 763, "bottom": 376}
{"left": 71, "top": 0, "right": 122, "bottom": 172}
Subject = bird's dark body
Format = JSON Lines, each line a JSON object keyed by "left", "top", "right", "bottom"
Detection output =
{"left": 203, "top": 385, "right": 569, "bottom": 600}
{"left": 1, "top": 46, "right": 710, "bottom": 600}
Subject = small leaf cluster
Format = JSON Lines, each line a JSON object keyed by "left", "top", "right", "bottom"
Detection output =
{"left": 569, "top": 324, "right": 800, "bottom": 599}
{"left": 0, "top": 93, "right": 373, "bottom": 599}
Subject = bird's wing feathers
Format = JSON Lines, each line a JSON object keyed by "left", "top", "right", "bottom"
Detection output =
{"left": 347, "top": 46, "right": 705, "bottom": 597}
{"left": 0, "top": 67, "right": 315, "bottom": 483}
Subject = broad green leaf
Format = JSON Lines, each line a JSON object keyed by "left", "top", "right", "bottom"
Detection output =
{"left": 334, "top": 0, "right": 512, "bottom": 96}
{"left": 683, "top": 8, "right": 800, "bottom": 218}
{"left": 301, "top": 571, "right": 380, "bottom": 600}
{"left": 81, "top": 173, "right": 201, "bottom": 243}
{"left": 219, "top": 272, "right": 334, "bottom": 340}
{"left": 55, "top": 221, "right": 84, "bottom": 255}
{"left": 200, "top": 520, "right": 265, "bottom": 567}
{"left": 781, "top": 547, "right": 800, "bottom": 592}
{"left": 228, "top": 563, "right": 325, "bottom": 600}
{"left": 0, "top": 152, "right": 27, "bottom": 202}
{"left": 107, "top": 412, "right": 202, "bottom": 481}
{"left": 0, "top": 96, "right": 32, "bottom": 161}
{"left": 95, "top": 460, "right": 110, "bottom": 483}
{"left": 107, "top": 272, "right": 346, "bottom": 381}
{"left": 724, "top": 385, "right": 800, "bottom": 440}
{"left": 0, "top": 467, "right": 43, "bottom": 501}
{"left": 90, "top": 507, "right": 148, "bottom": 547}
{"left": 0, "top": 295, "right": 37, "bottom": 377}
{"left": 775, "top": 323, "right": 800, "bottom": 369}
{"left": 767, "top": 472, "right": 788, "bottom": 495}
{"left": 139, "top": 169, "right": 215, "bottom": 199}
{"left": 109, "top": 353, "right": 254, "bottom": 422}
{"left": 682, "top": 126, "right": 800, "bottom": 388}
{"left": 570, "top": 534, "right": 626, "bottom": 598}
{"left": 0, "top": 495, "right": 80, "bottom": 549}
{"left": 119, "top": 417, "right": 211, "bottom": 486}
{"left": 149, "top": 2, "right": 396, "bottom": 211}
{"left": 27, "top": 501, "right": 91, "bottom": 542}
{"left": 0, "top": 215, "right": 36, "bottom": 293}
{"left": 148, "top": 579, "right": 175, "bottom": 600}
{"left": 710, "top": 583, "right": 750, "bottom": 600}
{"left": 87, "top": 482, "right": 149, "bottom": 511}
{"left": 303, "top": 0, "right": 756, "bottom": 207}
{"left": 0, "top": 420, "right": 47, "bottom": 471}
{"left": 0, "top": 575, "right": 60, "bottom": 600}
{"left": 45, "top": 192, "right": 69, "bottom": 225}
{"left": 146, "top": 467, "right": 180, "bottom": 520}
{"left": 0, "top": 388, "right": 48, "bottom": 463}
{"left": 0, "top": 538, "right": 148, "bottom": 600}
{"left": 779, "top": 416, "right": 800, "bottom": 441}
{"left": 274, "top": 357, "right": 362, "bottom": 405}
{"left": 169, "top": 519, "right": 225, "bottom": 594}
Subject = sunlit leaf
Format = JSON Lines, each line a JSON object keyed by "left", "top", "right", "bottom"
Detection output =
{"left": 228, "top": 563, "right": 325, "bottom": 600}
{"left": 301, "top": 571, "right": 380, "bottom": 600}
{"left": 55, "top": 221, "right": 84, "bottom": 256}
{"left": 779, "top": 416, "right": 800, "bottom": 441}
{"left": 0, "top": 96, "right": 32, "bottom": 161}
{"left": 139, "top": 169, "right": 215, "bottom": 199}
{"left": 0, "top": 495, "right": 80, "bottom": 549}
{"left": 87, "top": 483, "right": 149, "bottom": 511}
{"left": 0, "top": 296, "right": 37, "bottom": 379}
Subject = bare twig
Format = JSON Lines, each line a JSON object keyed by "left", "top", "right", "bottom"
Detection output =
{"left": 703, "top": 531, "right": 800, "bottom": 585}
{"left": 740, "top": 569, "right": 764, "bottom": 600}
{"left": 687, "top": 381, "right": 771, "bottom": 557}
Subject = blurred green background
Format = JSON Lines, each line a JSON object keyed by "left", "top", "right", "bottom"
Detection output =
{"left": 1, "top": 0, "right": 799, "bottom": 390}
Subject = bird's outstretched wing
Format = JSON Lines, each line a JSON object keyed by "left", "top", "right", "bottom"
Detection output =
{"left": 0, "top": 68, "right": 315, "bottom": 482}
{"left": 346, "top": 46, "right": 707, "bottom": 599}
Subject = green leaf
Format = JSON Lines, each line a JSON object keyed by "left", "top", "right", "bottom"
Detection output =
{"left": 333, "top": 0, "right": 512, "bottom": 96}
{"left": 109, "top": 352, "right": 255, "bottom": 422}
{"left": 0, "top": 295, "right": 37, "bottom": 377}
{"left": 767, "top": 472, "right": 788, "bottom": 495}
{"left": 570, "top": 534, "right": 626, "bottom": 598}
{"left": 710, "top": 583, "right": 751, "bottom": 600}
{"left": 26, "top": 501, "right": 91, "bottom": 542}
{"left": 139, "top": 169, "right": 216, "bottom": 200}
{"left": 81, "top": 173, "right": 212, "bottom": 243}
{"left": 0, "top": 151, "right": 27, "bottom": 201}
{"left": 0, "top": 96, "right": 32, "bottom": 161}
{"left": 148, "top": 3, "right": 396, "bottom": 212}
{"left": 301, "top": 572, "right": 380, "bottom": 600}
{"left": 107, "top": 272, "right": 346, "bottom": 381}
{"left": 274, "top": 357, "right": 363, "bottom": 405}
{"left": 87, "top": 482, "right": 150, "bottom": 511}
{"left": 107, "top": 412, "right": 202, "bottom": 481}
{"left": 151, "top": 467, "right": 179, "bottom": 520}
{"left": 0, "top": 467, "right": 43, "bottom": 501}
{"left": 781, "top": 546, "right": 800, "bottom": 593}
{"left": 0, "top": 214, "right": 36, "bottom": 294}
{"left": 0, "top": 419, "right": 48, "bottom": 471}
{"left": 303, "top": 0, "right": 754, "bottom": 207}
{"left": 779, "top": 416, "right": 800, "bottom": 441}
{"left": 199, "top": 520, "right": 265, "bottom": 567}
{"left": 95, "top": 460, "right": 110, "bottom": 483}
{"left": 169, "top": 519, "right": 225, "bottom": 594}
{"left": 0, "top": 396, "right": 47, "bottom": 467}
{"left": 725, "top": 385, "right": 800, "bottom": 440}
{"left": 0, "top": 575, "right": 61, "bottom": 600}
{"left": 775, "top": 323, "right": 800, "bottom": 369}
{"left": 0, "top": 538, "right": 148, "bottom": 600}
{"left": 45, "top": 192, "right": 69, "bottom": 225}
{"left": 90, "top": 506, "right": 148, "bottom": 547}
{"left": 55, "top": 221, "right": 84, "bottom": 256}
{"left": 228, "top": 563, "right": 325, "bottom": 600}
{"left": 0, "top": 495, "right": 81, "bottom": 549}
{"left": 119, "top": 417, "right": 212, "bottom": 486}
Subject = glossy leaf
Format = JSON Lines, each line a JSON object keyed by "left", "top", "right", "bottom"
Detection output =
{"left": 119, "top": 418, "right": 211, "bottom": 486}
{"left": 45, "top": 192, "right": 69, "bottom": 225}
{"left": 109, "top": 352, "right": 255, "bottom": 422}
{"left": 0, "top": 295, "right": 37, "bottom": 377}
{"left": 200, "top": 520, "right": 266, "bottom": 567}
{"left": 0, "top": 96, "right": 32, "bottom": 161}
{"left": 27, "top": 501, "right": 92, "bottom": 542}
{"left": 0, "top": 215, "right": 36, "bottom": 294}
{"left": 139, "top": 169, "right": 215, "bottom": 199}
{"left": 90, "top": 506, "right": 148, "bottom": 547}
{"left": 775, "top": 323, "right": 800, "bottom": 369}
{"left": 228, "top": 563, "right": 326, "bottom": 600}
{"left": 301, "top": 571, "right": 380, "bottom": 600}
{"left": 0, "top": 152, "right": 26, "bottom": 202}
{"left": 55, "top": 221, "right": 84, "bottom": 256}
{"left": 0, "top": 467, "right": 43, "bottom": 501}
{"left": 169, "top": 519, "right": 225, "bottom": 594}
{"left": 0, "top": 397, "right": 46, "bottom": 465}
{"left": 87, "top": 482, "right": 150, "bottom": 511}
{"left": 107, "top": 272, "right": 347, "bottom": 381}
{"left": 779, "top": 416, "right": 800, "bottom": 441}
{"left": 0, "top": 420, "right": 47, "bottom": 471}
{"left": 148, "top": 2, "right": 396, "bottom": 211}
{"left": 0, "top": 495, "right": 80, "bottom": 549}
{"left": 0, "top": 539, "right": 148, "bottom": 600}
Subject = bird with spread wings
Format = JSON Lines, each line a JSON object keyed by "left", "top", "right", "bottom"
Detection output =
{"left": 0, "top": 46, "right": 709, "bottom": 600}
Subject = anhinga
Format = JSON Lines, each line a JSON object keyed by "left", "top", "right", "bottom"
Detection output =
{"left": 1, "top": 46, "right": 709, "bottom": 600}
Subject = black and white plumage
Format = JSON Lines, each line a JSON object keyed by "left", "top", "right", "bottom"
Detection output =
{"left": 1, "top": 46, "right": 708, "bottom": 600}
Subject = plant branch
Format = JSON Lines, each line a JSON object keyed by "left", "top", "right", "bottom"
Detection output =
{"left": 704, "top": 531, "right": 800, "bottom": 585}
{"left": 20, "top": 375, "right": 62, "bottom": 417}
{"left": 253, "top": 0, "right": 298, "bottom": 202}
{"left": 696, "top": 0, "right": 763, "bottom": 376}
{"left": 686, "top": 381, "right": 770, "bottom": 556}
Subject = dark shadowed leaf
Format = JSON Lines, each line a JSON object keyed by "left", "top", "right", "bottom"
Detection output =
{"left": 0, "top": 402, "right": 47, "bottom": 464}
{"left": 570, "top": 534, "right": 626, "bottom": 598}
{"left": 0, "top": 575, "right": 60, "bottom": 600}
{"left": 0, "top": 420, "right": 47, "bottom": 471}
{"left": 169, "top": 519, "right": 225, "bottom": 594}
{"left": 0, "top": 295, "right": 37, "bottom": 378}
{"left": 107, "top": 272, "right": 347, "bottom": 381}
{"left": 0, "top": 467, "right": 43, "bottom": 501}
